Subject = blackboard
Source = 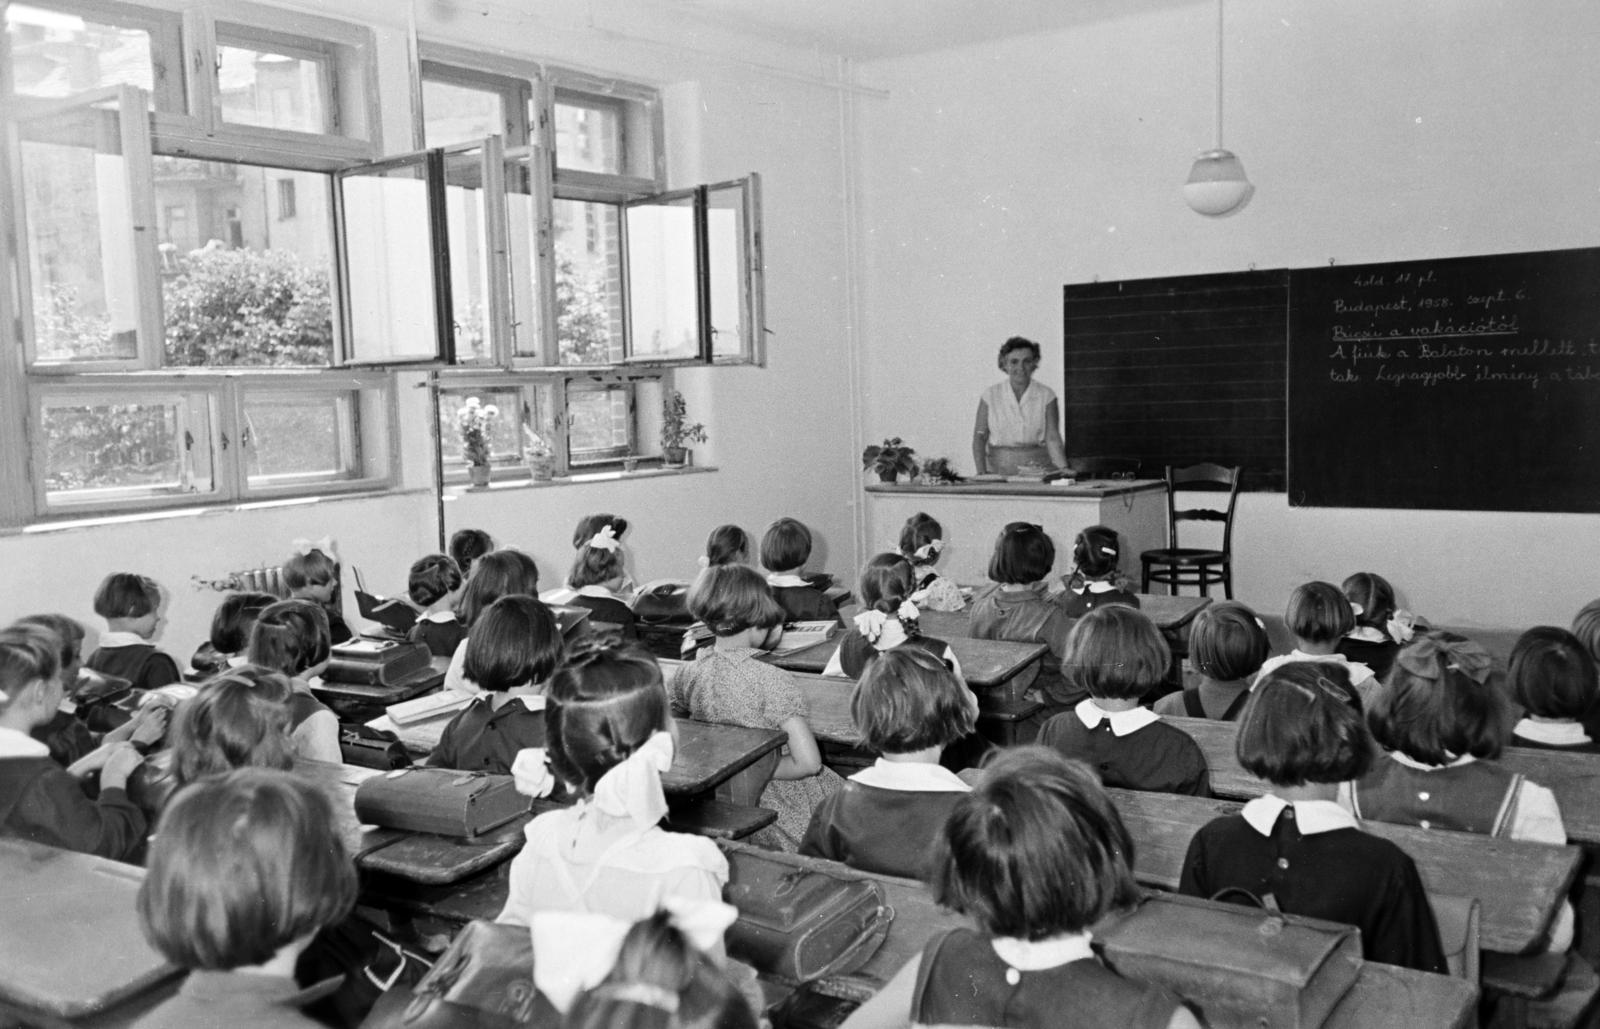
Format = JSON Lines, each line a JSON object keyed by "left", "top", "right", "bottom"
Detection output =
{"left": 1062, "top": 271, "right": 1288, "bottom": 490}
{"left": 1062, "top": 247, "right": 1600, "bottom": 513}
{"left": 1289, "top": 248, "right": 1600, "bottom": 512}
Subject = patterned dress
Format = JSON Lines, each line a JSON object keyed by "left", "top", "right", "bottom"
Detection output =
{"left": 671, "top": 647, "right": 842, "bottom": 850}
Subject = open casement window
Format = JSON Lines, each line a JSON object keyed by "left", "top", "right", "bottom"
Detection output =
{"left": 4, "top": 0, "right": 186, "bottom": 114}
{"left": 618, "top": 175, "right": 765, "bottom": 367}
{"left": 13, "top": 85, "right": 161, "bottom": 371}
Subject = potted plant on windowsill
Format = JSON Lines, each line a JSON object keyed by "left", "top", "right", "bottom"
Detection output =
{"left": 660, "top": 391, "right": 707, "bottom": 467}
{"left": 863, "top": 437, "right": 918, "bottom": 483}
{"left": 524, "top": 425, "right": 556, "bottom": 481}
{"left": 456, "top": 396, "right": 498, "bottom": 487}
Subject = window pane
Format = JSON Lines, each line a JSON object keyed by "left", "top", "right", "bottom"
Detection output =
{"left": 5, "top": 4, "right": 157, "bottom": 104}
{"left": 436, "top": 390, "right": 522, "bottom": 466}
{"left": 243, "top": 391, "right": 357, "bottom": 486}
{"left": 707, "top": 184, "right": 748, "bottom": 361}
{"left": 423, "top": 78, "right": 504, "bottom": 148}
{"left": 568, "top": 386, "right": 631, "bottom": 463}
{"left": 443, "top": 150, "right": 491, "bottom": 362}
{"left": 42, "top": 396, "right": 213, "bottom": 503}
{"left": 504, "top": 161, "right": 544, "bottom": 360}
{"left": 217, "top": 40, "right": 327, "bottom": 133}
{"left": 554, "top": 99, "right": 623, "bottom": 174}
{"left": 554, "top": 199, "right": 622, "bottom": 364}
{"left": 625, "top": 197, "right": 698, "bottom": 361}
{"left": 20, "top": 134, "right": 140, "bottom": 362}
{"left": 157, "top": 159, "right": 334, "bottom": 368}
{"left": 340, "top": 162, "right": 440, "bottom": 363}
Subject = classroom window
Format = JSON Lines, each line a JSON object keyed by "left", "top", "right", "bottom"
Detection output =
{"left": 1, "top": 3, "right": 391, "bottom": 523}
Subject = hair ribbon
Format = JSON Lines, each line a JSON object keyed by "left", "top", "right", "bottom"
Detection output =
{"left": 1387, "top": 610, "right": 1417, "bottom": 645}
{"left": 696, "top": 554, "right": 711, "bottom": 569}
{"left": 511, "top": 746, "right": 557, "bottom": 798}
{"left": 913, "top": 539, "right": 943, "bottom": 561}
{"left": 291, "top": 536, "right": 338, "bottom": 561}
{"left": 587, "top": 525, "right": 621, "bottom": 552}
{"left": 1393, "top": 633, "right": 1492, "bottom": 684}
{"left": 591, "top": 729, "right": 673, "bottom": 824}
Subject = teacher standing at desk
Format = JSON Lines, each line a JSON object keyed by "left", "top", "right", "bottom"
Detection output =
{"left": 971, "top": 335, "right": 1069, "bottom": 475}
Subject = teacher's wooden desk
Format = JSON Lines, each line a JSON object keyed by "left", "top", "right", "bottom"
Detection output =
{"left": 862, "top": 479, "right": 1167, "bottom": 586}
{"left": 1106, "top": 786, "right": 1580, "bottom": 954}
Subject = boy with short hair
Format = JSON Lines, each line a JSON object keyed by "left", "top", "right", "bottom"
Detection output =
{"left": 86, "top": 572, "right": 181, "bottom": 691}
{"left": 0, "top": 625, "right": 148, "bottom": 860}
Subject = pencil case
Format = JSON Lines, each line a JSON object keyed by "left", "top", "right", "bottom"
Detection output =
{"left": 353, "top": 768, "right": 530, "bottom": 838}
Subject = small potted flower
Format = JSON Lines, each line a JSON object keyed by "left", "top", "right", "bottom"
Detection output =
{"left": 862, "top": 437, "right": 918, "bottom": 483}
{"left": 523, "top": 425, "right": 556, "bottom": 481}
{"left": 918, "top": 457, "right": 964, "bottom": 485}
{"left": 455, "top": 396, "right": 499, "bottom": 487}
{"left": 660, "top": 390, "right": 707, "bottom": 467}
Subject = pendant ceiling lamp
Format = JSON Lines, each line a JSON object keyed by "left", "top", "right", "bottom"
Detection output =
{"left": 1184, "top": 0, "right": 1253, "bottom": 216}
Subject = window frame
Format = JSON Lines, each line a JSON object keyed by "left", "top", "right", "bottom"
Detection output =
{"left": 2, "top": 0, "right": 187, "bottom": 114}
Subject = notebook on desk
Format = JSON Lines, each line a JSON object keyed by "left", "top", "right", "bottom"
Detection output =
{"left": 773, "top": 621, "right": 837, "bottom": 655}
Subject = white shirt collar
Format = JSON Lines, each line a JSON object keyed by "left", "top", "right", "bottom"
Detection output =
{"left": 421, "top": 610, "right": 458, "bottom": 624}
{"left": 0, "top": 726, "right": 51, "bottom": 759}
{"left": 850, "top": 759, "right": 971, "bottom": 793}
{"left": 1241, "top": 794, "right": 1360, "bottom": 836}
{"left": 1073, "top": 580, "right": 1117, "bottom": 595}
{"left": 1390, "top": 750, "right": 1474, "bottom": 771}
{"left": 96, "top": 631, "right": 147, "bottom": 649}
{"left": 1074, "top": 698, "right": 1160, "bottom": 737}
{"left": 1515, "top": 719, "right": 1592, "bottom": 746}
{"left": 1345, "top": 626, "right": 1388, "bottom": 643}
{"left": 480, "top": 693, "right": 546, "bottom": 712}
{"left": 765, "top": 572, "right": 810, "bottom": 588}
{"left": 225, "top": 654, "right": 249, "bottom": 668}
{"left": 991, "top": 931, "right": 1094, "bottom": 971}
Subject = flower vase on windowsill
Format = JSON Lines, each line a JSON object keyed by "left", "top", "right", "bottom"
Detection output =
{"left": 660, "top": 391, "right": 707, "bottom": 470}
{"left": 456, "top": 396, "right": 499, "bottom": 489}
{"left": 524, "top": 426, "right": 556, "bottom": 481}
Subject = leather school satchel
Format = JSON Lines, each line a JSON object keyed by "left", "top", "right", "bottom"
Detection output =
{"left": 1093, "top": 890, "right": 1363, "bottom": 1029}
{"left": 723, "top": 848, "right": 894, "bottom": 982}
{"left": 353, "top": 768, "right": 530, "bottom": 838}
{"left": 341, "top": 723, "right": 414, "bottom": 770}
{"left": 360, "top": 919, "right": 555, "bottom": 1029}
{"left": 325, "top": 639, "right": 433, "bottom": 687}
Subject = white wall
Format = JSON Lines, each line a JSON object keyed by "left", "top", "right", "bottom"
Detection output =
{"left": 854, "top": 0, "right": 1600, "bottom": 628}
{"left": 0, "top": 1, "right": 862, "bottom": 651}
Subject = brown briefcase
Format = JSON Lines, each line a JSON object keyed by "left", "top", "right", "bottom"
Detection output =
{"left": 353, "top": 768, "right": 530, "bottom": 838}
{"left": 325, "top": 639, "right": 432, "bottom": 687}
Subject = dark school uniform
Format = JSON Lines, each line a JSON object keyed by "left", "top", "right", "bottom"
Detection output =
{"left": 968, "top": 583, "right": 1079, "bottom": 711}
{"left": 911, "top": 928, "right": 1180, "bottom": 1029}
{"left": 543, "top": 587, "right": 638, "bottom": 640}
{"left": 428, "top": 695, "right": 547, "bottom": 775}
{"left": 833, "top": 628, "right": 952, "bottom": 679}
{"left": 1336, "top": 632, "right": 1401, "bottom": 682}
{"left": 1179, "top": 795, "right": 1447, "bottom": 974}
{"left": 1351, "top": 753, "right": 1524, "bottom": 836}
{"left": 129, "top": 970, "right": 335, "bottom": 1029}
{"left": 0, "top": 728, "right": 146, "bottom": 861}
{"left": 85, "top": 636, "right": 181, "bottom": 692}
{"left": 1057, "top": 580, "right": 1142, "bottom": 619}
{"left": 1151, "top": 678, "right": 1251, "bottom": 721}
{"left": 408, "top": 613, "right": 467, "bottom": 658}
{"left": 767, "top": 573, "right": 843, "bottom": 625}
{"left": 799, "top": 760, "right": 969, "bottom": 878}
{"left": 1512, "top": 719, "right": 1600, "bottom": 754}
{"left": 1038, "top": 700, "right": 1211, "bottom": 797}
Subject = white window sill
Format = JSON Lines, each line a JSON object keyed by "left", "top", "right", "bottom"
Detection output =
{"left": 448, "top": 464, "right": 716, "bottom": 495}
{"left": 6, "top": 486, "right": 432, "bottom": 538}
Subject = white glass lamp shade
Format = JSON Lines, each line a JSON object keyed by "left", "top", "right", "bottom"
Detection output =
{"left": 1183, "top": 148, "right": 1253, "bottom": 216}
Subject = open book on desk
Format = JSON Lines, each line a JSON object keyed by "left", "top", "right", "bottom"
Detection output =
{"left": 772, "top": 621, "right": 838, "bottom": 655}
{"left": 352, "top": 566, "right": 420, "bottom": 634}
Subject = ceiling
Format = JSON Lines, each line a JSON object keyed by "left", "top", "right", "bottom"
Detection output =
{"left": 642, "top": 0, "right": 1199, "bottom": 62}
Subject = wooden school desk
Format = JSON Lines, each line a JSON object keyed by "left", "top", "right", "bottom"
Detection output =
{"left": 766, "top": 635, "right": 1047, "bottom": 690}
{"left": 916, "top": 592, "right": 1210, "bottom": 640}
{"left": 1168, "top": 714, "right": 1600, "bottom": 849}
{"left": 712, "top": 841, "right": 1476, "bottom": 1029}
{"left": 1106, "top": 786, "right": 1581, "bottom": 954}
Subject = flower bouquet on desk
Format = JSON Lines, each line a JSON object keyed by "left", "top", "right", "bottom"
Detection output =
{"left": 863, "top": 437, "right": 918, "bottom": 483}
{"left": 456, "top": 396, "right": 498, "bottom": 487}
{"left": 917, "top": 457, "right": 964, "bottom": 485}
{"left": 523, "top": 425, "right": 556, "bottom": 481}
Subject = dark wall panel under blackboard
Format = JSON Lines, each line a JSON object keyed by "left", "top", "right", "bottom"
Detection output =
{"left": 1062, "top": 271, "right": 1287, "bottom": 490}
{"left": 1288, "top": 248, "right": 1600, "bottom": 512}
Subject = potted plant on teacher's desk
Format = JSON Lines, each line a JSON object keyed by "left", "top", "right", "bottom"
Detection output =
{"left": 863, "top": 437, "right": 918, "bottom": 483}
{"left": 661, "top": 391, "right": 707, "bottom": 467}
{"left": 456, "top": 396, "right": 499, "bottom": 487}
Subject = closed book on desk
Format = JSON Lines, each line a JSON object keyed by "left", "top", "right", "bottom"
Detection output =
{"left": 325, "top": 639, "right": 431, "bottom": 686}
{"left": 0, "top": 839, "right": 181, "bottom": 1018}
{"left": 354, "top": 767, "right": 530, "bottom": 838}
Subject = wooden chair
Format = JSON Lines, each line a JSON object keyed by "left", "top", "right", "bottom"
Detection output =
{"left": 1141, "top": 463, "right": 1241, "bottom": 598}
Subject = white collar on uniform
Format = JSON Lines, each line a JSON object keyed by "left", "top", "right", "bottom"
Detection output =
{"left": 1515, "top": 719, "right": 1592, "bottom": 746}
{"left": 1074, "top": 698, "right": 1159, "bottom": 737}
{"left": 765, "top": 572, "right": 810, "bottom": 588}
{"left": 0, "top": 725, "right": 50, "bottom": 759}
{"left": 1073, "top": 580, "right": 1117, "bottom": 596}
{"left": 1255, "top": 650, "right": 1375, "bottom": 687}
{"left": 421, "top": 610, "right": 458, "bottom": 624}
{"left": 96, "top": 631, "right": 147, "bottom": 649}
{"left": 1241, "top": 795, "right": 1359, "bottom": 836}
{"left": 1345, "top": 626, "right": 1388, "bottom": 643}
{"left": 1390, "top": 750, "right": 1473, "bottom": 771}
{"left": 991, "top": 931, "right": 1094, "bottom": 971}
{"left": 850, "top": 759, "right": 971, "bottom": 793}
{"left": 484, "top": 693, "right": 547, "bottom": 712}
